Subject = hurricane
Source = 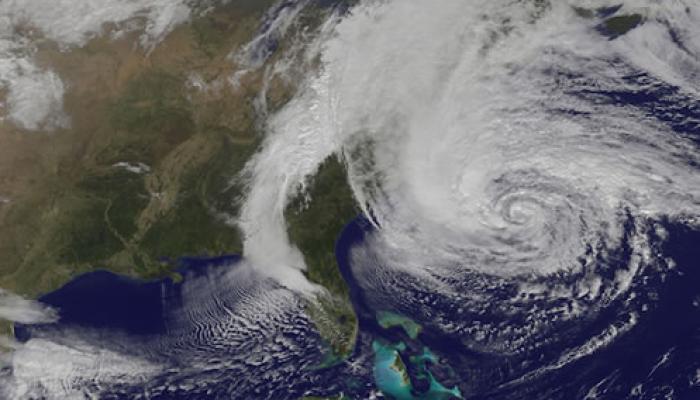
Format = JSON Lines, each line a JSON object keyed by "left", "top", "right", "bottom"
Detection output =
{"left": 316, "top": 0, "right": 700, "bottom": 283}
{"left": 329, "top": 0, "right": 700, "bottom": 309}
{"left": 257, "top": 0, "right": 700, "bottom": 395}
{"left": 2, "top": 0, "right": 700, "bottom": 399}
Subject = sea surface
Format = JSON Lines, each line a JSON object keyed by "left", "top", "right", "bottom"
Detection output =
{"left": 14, "top": 213, "right": 700, "bottom": 399}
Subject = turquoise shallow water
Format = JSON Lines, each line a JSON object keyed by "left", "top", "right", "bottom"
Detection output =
{"left": 372, "top": 312, "right": 462, "bottom": 400}
{"left": 15, "top": 214, "right": 700, "bottom": 399}
{"left": 377, "top": 310, "right": 422, "bottom": 340}
{"left": 372, "top": 341, "right": 413, "bottom": 400}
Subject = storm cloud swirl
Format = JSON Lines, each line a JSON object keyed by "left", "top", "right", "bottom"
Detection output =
{"left": 258, "top": 0, "right": 700, "bottom": 382}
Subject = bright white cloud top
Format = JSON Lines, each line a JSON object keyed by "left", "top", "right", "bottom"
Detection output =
{"left": 2, "top": 0, "right": 700, "bottom": 397}
{"left": 241, "top": 0, "right": 700, "bottom": 359}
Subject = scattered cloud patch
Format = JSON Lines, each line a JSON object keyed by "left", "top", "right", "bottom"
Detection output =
{"left": 0, "top": 0, "right": 194, "bottom": 132}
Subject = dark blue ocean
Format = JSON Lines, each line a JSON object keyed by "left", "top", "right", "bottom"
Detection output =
{"left": 14, "top": 60, "right": 700, "bottom": 400}
{"left": 14, "top": 212, "right": 700, "bottom": 399}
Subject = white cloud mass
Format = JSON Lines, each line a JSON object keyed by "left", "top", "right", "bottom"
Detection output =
{"left": 0, "top": 288, "right": 57, "bottom": 324}
{"left": 0, "top": 0, "right": 192, "bottom": 131}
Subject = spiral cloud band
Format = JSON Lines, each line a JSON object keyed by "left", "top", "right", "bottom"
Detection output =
{"left": 246, "top": 0, "right": 700, "bottom": 360}
{"left": 2, "top": 0, "right": 699, "bottom": 397}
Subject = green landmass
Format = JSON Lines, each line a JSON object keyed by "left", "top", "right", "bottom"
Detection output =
{"left": 0, "top": 320, "right": 12, "bottom": 339}
{"left": 286, "top": 156, "right": 360, "bottom": 359}
{"left": 0, "top": 0, "right": 274, "bottom": 298}
{"left": 0, "top": 1, "right": 359, "bottom": 364}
